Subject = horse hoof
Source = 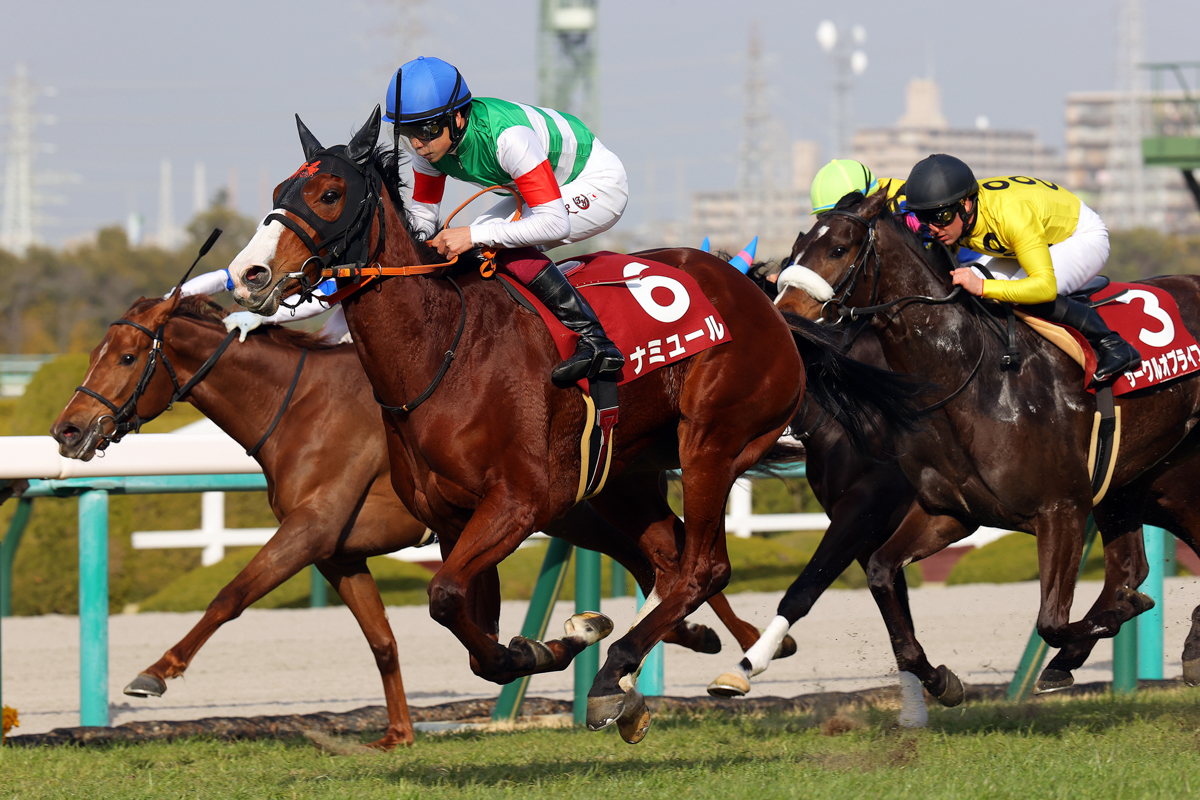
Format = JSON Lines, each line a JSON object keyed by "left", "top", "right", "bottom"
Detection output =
{"left": 1033, "top": 668, "right": 1074, "bottom": 694}
{"left": 508, "top": 635, "right": 556, "bottom": 669}
{"left": 124, "top": 673, "right": 167, "bottom": 698}
{"left": 934, "top": 664, "right": 965, "bottom": 707}
{"left": 1183, "top": 658, "right": 1200, "bottom": 687}
{"left": 1117, "top": 586, "right": 1156, "bottom": 616}
{"left": 707, "top": 671, "right": 749, "bottom": 698}
{"left": 564, "top": 611, "right": 614, "bottom": 646}
{"left": 616, "top": 690, "right": 651, "bottom": 744}
{"left": 586, "top": 693, "right": 625, "bottom": 731}
{"left": 698, "top": 627, "right": 722, "bottom": 654}
{"left": 775, "top": 634, "right": 797, "bottom": 660}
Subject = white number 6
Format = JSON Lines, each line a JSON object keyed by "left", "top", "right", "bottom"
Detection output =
{"left": 623, "top": 263, "right": 691, "bottom": 323}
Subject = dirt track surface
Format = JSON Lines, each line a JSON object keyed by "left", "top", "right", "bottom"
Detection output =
{"left": 3, "top": 579, "right": 1196, "bottom": 737}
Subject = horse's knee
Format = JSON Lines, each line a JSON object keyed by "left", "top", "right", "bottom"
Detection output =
{"left": 369, "top": 638, "right": 400, "bottom": 672}
{"left": 708, "top": 561, "right": 731, "bottom": 595}
{"left": 864, "top": 553, "right": 896, "bottom": 594}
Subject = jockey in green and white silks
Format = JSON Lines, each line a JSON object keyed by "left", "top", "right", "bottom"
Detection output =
{"left": 387, "top": 56, "right": 627, "bottom": 385}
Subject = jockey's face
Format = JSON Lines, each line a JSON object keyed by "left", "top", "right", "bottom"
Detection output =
{"left": 926, "top": 198, "right": 973, "bottom": 245}
{"left": 404, "top": 110, "right": 467, "bottom": 164}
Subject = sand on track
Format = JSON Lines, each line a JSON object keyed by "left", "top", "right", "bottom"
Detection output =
{"left": 3, "top": 579, "right": 1196, "bottom": 735}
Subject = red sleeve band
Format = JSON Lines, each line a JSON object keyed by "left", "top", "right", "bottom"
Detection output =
{"left": 513, "top": 160, "right": 562, "bottom": 208}
{"left": 413, "top": 172, "right": 447, "bottom": 205}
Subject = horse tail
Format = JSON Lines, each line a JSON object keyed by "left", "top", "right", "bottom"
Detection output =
{"left": 754, "top": 437, "right": 807, "bottom": 475}
{"left": 782, "top": 311, "right": 929, "bottom": 455}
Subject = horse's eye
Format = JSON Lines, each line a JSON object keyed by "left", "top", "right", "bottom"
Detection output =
{"left": 321, "top": 190, "right": 340, "bottom": 204}
{"left": 120, "top": 353, "right": 137, "bottom": 366}
{"left": 830, "top": 246, "right": 848, "bottom": 258}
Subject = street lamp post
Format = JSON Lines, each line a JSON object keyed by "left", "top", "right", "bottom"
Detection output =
{"left": 816, "top": 20, "right": 868, "bottom": 159}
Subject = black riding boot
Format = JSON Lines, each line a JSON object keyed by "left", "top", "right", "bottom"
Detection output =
{"left": 1023, "top": 295, "right": 1142, "bottom": 383}
{"left": 526, "top": 263, "right": 624, "bottom": 385}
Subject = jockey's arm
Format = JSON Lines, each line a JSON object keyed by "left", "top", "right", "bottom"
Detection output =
{"left": 469, "top": 126, "right": 571, "bottom": 249}
{"left": 172, "top": 269, "right": 234, "bottom": 298}
{"left": 977, "top": 207, "right": 1058, "bottom": 305}
{"left": 409, "top": 154, "right": 445, "bottom": 241}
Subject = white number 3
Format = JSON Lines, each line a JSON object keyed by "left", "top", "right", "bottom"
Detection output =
{"left": 1117, "top": 289, "right": 1174, "bottom": 348}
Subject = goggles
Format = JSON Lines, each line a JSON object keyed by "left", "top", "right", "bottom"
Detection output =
{"left": 912, "top": 204, "right": 959, "bottom": 227}
{"left": 394, "top": 116, "right": 452, "bottom": 144}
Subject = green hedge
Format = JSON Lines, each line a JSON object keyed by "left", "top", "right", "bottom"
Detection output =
{"left": 2, "top": 355, "right": 278, "bottom": 615}
{"left": 946, "top": 532, "right": 1108, "bottom": 585}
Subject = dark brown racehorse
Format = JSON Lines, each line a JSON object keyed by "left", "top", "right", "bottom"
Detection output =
{"left": 49, "top": 292, "right": 807, "bottom": 746}
{"left": 779, "top": 188, "right": 1200, "bottom": 701}
{"left": 225, "top": 107, "right": 924, "bottom": 741}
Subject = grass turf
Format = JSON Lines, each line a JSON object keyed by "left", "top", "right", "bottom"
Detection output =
{"left": 4, "top": 689, "right": 1200, "bottom": 799}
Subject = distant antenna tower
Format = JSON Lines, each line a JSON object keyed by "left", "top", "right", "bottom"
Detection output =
{"left": 1100, "top": 0, "right": 1148, "bottom": 228}
{"left": 1, "top": 63, "right": 58, "bottom": 255}
{"left": 737, "top": 25, "right": 771, "bottom": 235}
{"left": 538, "top": 0, "right": 599, "bottom": 128}
{"left": 816, "top": 20, "right": 868, "bottom": 158}
{"left": 157, "top": 159, "right": 181, "bottom": 249}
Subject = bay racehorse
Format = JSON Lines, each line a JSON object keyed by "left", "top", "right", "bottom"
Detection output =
{"left": 225, "top": 106, "right": 925, "bottom": 741}
{"left": 778, "top": 188, "right": 1200, "bottom": 702}
{"left": 50, "top": 292, "right": 803, "bottom": 746}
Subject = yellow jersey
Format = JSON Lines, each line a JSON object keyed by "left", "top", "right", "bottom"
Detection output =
{"left": 960, "top": 176, "right": 1082, "bottom": 305}
{"left": 876, "top": 177, "right": 906, "bottom": 212}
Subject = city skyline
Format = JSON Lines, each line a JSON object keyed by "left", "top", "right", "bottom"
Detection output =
{"left": 1, "top": 0, "right": 1196, "bottom": 247}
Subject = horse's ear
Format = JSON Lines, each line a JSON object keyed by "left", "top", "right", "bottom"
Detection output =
{"left": 346, "top": 105, "right": 382, "bottom": 167}
{"left": 296, "top": 114, "right": 323, "bottom": 161}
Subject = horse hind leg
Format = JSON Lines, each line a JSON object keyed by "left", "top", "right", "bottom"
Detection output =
{"left": 316, "top": 558, "right": 414, "bottom": 750}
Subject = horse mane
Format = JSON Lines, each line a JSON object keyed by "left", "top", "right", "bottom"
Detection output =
{"left": 126, "top": 295, "right": 341, "bottom": 351}
{"left": 371, "top": 146, "right": 485, "bottom": 280}
{"left": 850, "top": 190, "right": 959, "bottom": 278}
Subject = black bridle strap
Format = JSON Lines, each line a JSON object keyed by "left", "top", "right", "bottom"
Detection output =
{"left": 172, "top": 329, "right": 239, "bottom": 403}
{"left": 246, "top": 348, "right": 308, "bottom": 458}
{"left": 374, "top": 276, "right": 467, "bottom": 414}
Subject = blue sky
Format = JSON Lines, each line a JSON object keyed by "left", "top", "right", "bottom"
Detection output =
{"left": 2, "top": 0, "right": 1196, "bottom": 245}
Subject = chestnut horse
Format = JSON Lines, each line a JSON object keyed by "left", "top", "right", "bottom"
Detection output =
{"left": 225, "top": 107, "right": 924, "bottom": 741}
{"left": 50, "top": 293, "right": 800, "bottom": 747}
{"left": 778, "top": 188, "right": 1200, "bottom": 702}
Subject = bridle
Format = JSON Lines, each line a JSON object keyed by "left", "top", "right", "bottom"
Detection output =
{"left": 74, "top": 314, "right": 306, "bottom": 457}
{"left": 75, "top": 318, "right": 238, "bottom": 450}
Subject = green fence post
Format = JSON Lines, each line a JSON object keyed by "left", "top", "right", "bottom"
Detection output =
{"left": 1138, "top": 526, "right": 1167, "bottom": 680}
{"left": 1, "top": 497, "right": 33, "bottom": 618}
{"left": 309, "top": 565, "right": 328, "bottom": 608}
{"left": 78, "top": 490, "right": 110, "bottom": 727}
{"left": 1113, "top": 614, "right": 1139, "bottom": 694}
{"left": 634, "top": 584, "right": 664, "bottom": 696}
{"left": 573, "top": 547, "right": 601, "bottom": 726}
{"left": 492, "top": 538, "right": 573, "bottom": 722}
{"left": 1007, "top": 519, "right": 1098, "bottom": 701}
{"left": 609, "top": 557, "right": 627, "bottom": 598}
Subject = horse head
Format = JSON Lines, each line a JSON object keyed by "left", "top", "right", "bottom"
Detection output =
{"left": 51, "top": 294, "right": 184, "bottom": 460}
{"left": 228, "top": 106, "right": 395, "bottom": 316}
{"left": 777, "top": 190, "right": 926, "bottom": 324}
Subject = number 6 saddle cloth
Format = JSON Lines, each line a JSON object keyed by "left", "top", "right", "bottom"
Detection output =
{"left": 498, "top": 251, "right": 734, "bottom": 501}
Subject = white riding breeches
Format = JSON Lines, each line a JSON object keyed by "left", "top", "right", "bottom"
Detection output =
{"left": 968, "top": 202, "right": 1110, "bottom": 295}
{"left": 470, "top": 139, "right": 629, "bottom": 248}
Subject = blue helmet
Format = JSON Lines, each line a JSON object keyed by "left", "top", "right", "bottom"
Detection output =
{"left": 384, "top": 56, "right": 472, "bottom": 125}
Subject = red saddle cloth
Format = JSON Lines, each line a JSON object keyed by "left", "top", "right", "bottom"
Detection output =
{"left": 1067, "top": 283, "right": 1200, "bottom": 395}
{"left": 500, "top": 251, "right": 733, "bottom": 386}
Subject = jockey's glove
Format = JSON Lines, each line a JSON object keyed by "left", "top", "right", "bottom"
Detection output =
{"left": 223, "top": 311, "right": 265, "bottom": 342}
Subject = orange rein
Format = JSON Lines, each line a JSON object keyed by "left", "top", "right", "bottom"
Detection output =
{"left": 318, "top": 184, "right": 525, "bottom": 304}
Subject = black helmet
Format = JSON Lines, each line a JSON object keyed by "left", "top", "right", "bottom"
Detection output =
{"left": 905, "top": 154, "right": 979, "bottom": 210}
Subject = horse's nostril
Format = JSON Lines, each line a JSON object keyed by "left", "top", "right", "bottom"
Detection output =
{"left": 54, "top": 424, "right": 81, "bottom": 444}
{"left": 244, "top": 266, "right": 269, "bottom": 289}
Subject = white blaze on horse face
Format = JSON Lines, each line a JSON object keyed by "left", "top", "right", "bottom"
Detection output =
{"left": 227, "top": 218, "right": 286, "bottom": 303}
{"left": 775, "top": 265, "right": 835, "bottom": 305}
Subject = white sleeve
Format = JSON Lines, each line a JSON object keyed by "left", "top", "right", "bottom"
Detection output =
{"left": 174, "top": 269, "right": 231, "bottom": 298}
{"left": 468, "top": 126, "right": 570, "bottom": 249}
{"left": 408, "top": 152, "right": 442, "bottom": 241}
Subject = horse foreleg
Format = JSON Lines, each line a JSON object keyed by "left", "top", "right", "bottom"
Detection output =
{"left": 864, "top": 503, "right": 972, "bottom": 726}
{"left": 316, "top": 558, "right": 414, "bottom": 750}
{"left": 428, "top": 495, "right": 612, "bottom": 685}
{"left": 1035, "top": 503, "right": 1146, "bottom": 649}
{"left": 708, "top": 478, "right": 911, "bottom": 698}
{"left": 1039, "top": 495, "right": 1155, "bottom": 692}
{"left": 125, "top": 509, "right": 333, "bottom": 698}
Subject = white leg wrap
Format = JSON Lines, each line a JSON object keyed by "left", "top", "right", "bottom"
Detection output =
{"left": 743, "top": 615, "right": 791, "bottom": 678}
{"left": 897, "top": 671, "right": 928, "bottom": 728}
